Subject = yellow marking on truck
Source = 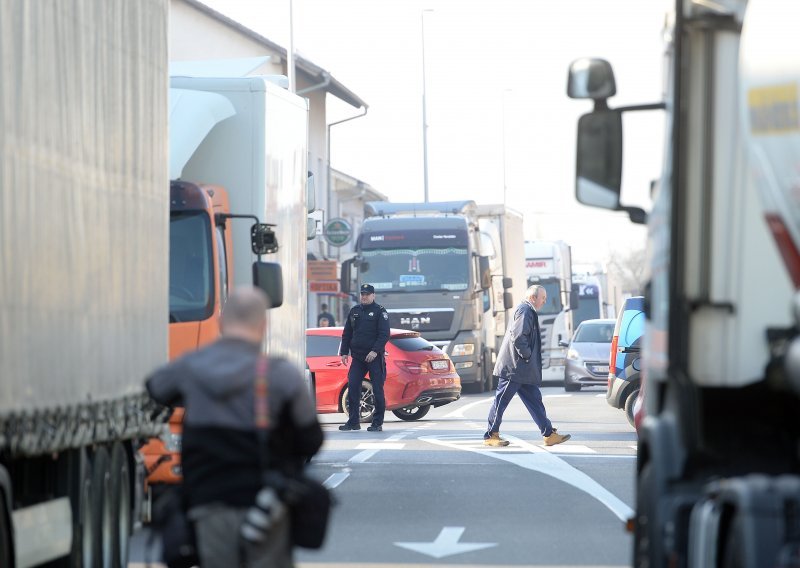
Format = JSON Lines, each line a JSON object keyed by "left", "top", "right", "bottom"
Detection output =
{"left": 749, "top": 83, "right": 800, "bottom": 134}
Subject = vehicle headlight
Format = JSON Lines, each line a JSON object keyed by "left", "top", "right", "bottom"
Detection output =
{"left": 160, "top": 432, "right": 182, "bottom": 452}
{"left": 451, "top": 343, "right": 475, "bottom": 356}
{"left": 567, "top": 348, "right": 580, "bottom": 361}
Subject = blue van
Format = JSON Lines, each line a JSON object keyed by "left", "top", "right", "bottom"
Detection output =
{"left": 606, "top": 296, "right": 644, "bottom": 426}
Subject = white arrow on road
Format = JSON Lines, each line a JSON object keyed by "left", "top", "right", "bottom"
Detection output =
{"left": 394, "top": 526, "right": 497, "bottom": 559}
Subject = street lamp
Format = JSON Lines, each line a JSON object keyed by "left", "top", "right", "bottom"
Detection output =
{"left": 501, "top": 89, "right": 512, "bottom": 206}
{"left": 421, "top": 9, "right": 433, "bottom": 202}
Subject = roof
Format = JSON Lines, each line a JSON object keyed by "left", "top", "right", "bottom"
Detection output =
{"left": 182, "top": 0, "right": 366, "bottom": 109}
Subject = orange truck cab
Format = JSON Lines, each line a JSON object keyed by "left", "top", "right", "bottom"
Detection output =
{"left": 139, "top": 180, "right": 234, "bottom": 487}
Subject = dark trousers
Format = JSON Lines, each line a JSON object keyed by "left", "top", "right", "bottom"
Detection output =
{"left": 347, "top": 354, "right": 386, "bottom": 426}
{"left": 485, "top": 376, "right": 553, "bottom": 437}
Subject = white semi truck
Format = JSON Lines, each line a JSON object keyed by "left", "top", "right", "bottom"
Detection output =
{"left": 568, "top": 0, "right": 800, "bottom": 565}
{"left": 0, "top": 2, "right": 169, "bottom": 566}
{"left": 524, "top": 240, "right": 577, "bottom": 382}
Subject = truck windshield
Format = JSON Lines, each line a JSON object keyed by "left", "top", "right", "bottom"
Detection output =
{"left": 527, "top": 279, "right": 563, "bottom": 315}
{"left": 360, "top": 247, "right": 469, "bottom": 292}
{"left": 169, "top": 211, "right": 214, "bottom": 322}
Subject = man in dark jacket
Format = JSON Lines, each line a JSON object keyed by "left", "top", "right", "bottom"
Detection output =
{"left": 484, "top": 285, "right": 571, "bottom": 447}
{"left": 146, "top": 287, "right": 323, "bottom": 567}
{"left": 339, "top": 283, "right": 391, "bottom": 432}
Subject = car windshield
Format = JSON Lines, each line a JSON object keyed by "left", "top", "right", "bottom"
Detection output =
{"left": 389, "top": 336, "right": 437, "bottom": 352}
{"left": 360, "top": 247, "right": 469, "bottom": 292}
{"left": 574, "top": 322, "right": 615, "bottom": 343}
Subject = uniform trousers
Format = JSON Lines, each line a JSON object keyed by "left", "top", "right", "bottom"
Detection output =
{"left": 346, "top": 354, "right": 386, "bottom": 426}
{"left": 485, "top": 376, "right": 554, "bottom": 437}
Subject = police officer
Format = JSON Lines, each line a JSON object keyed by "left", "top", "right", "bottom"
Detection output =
{"left": 339, "top": 283, "right": 390, "bottom": 432}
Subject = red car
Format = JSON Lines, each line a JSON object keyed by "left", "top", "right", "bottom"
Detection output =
{"left": 306, "top": 327, "right": 462, "bottom": 422}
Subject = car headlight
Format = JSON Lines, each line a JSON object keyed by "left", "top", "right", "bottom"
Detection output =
{"left": 567, "top": 348, "right": 580, "bottom": 361}
{"left": 451, "top": 343, "right": 475, "bottom": 356}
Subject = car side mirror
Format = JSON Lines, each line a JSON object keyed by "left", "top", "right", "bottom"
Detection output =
{"left": 558, "top": 340, "right": 569, "bottom": 348}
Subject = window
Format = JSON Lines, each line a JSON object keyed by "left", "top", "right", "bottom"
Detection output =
{"left": 169, "top": 212, "right": 214, "bottom": 322}
{"left": 306, "top": 335, "right": 342, "bottom": 357}
{"left": 389, "top": 336, "right": 436, "bottom": 352}
{"left": 574, "top": 322, "right": 615, "bottom": 343}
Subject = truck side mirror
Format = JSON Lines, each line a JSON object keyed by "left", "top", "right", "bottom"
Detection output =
{"left": 340, "top": 258, "right": 354, "bottom": 294}
{"left": 503, "top": 292, "right": 513, "bottom": 310}
{"left": 576, "top": 110, "right": 623, "bottom": 211}
{"left": 502, "top": 277, "right": 513, "bottom": 289}
{"left": 251, "top": 223, "right": 278, "bottom": 255}
{"left": 478, "top": 256, "right": 491, "bottom": 291}
{"left": 570, "top": 283, "right": 580, "bottom": 310}
{"left": 252, "top": 261, "right": 283, "bottom": 308}
{"left": 306, "top": 171, "right": 316, "bottom": 213}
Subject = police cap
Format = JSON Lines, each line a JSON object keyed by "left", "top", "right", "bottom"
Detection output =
{"left": 360, "top": 283, "right": 375, "bottom": 294}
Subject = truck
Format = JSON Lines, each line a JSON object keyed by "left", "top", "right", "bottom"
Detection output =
{"left": 524, "top": 240, "right": 578, "bottom": 382}
{"left": 567, "top": 0, "right": 800, "bottom": 565}
{"left": 139, "top": 74, "right": 310, "bottom": 497}
{"left": 571, "top": 273, "right": 604, "bottom": 328}
{"left": 342, "top": 201, "right": 495, "bottom": 392}
{"left": 0, "top": 2, "right": 169, "bottom": 566}
{"left": 477, "top": 204, "right": 527, "bottom": 381}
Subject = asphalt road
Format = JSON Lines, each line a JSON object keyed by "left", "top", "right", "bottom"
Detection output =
{"left": 130, "top": 382, "right": 637, "bottom": 567}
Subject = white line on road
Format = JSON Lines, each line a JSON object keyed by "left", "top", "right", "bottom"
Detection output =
{"left": 355, "top": 443, "right": 406, "bottom": 450}
{"left": 323, "top": 472, "right": 350, "bottom": 489}
{"left": 442, "top": 396, "right": 493, "bottom": 418}
{"left": 419, "top": 434, "right": 635, "bottom": 523}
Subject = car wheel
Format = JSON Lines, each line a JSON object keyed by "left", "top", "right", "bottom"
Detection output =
{"left": 624, "top": 388, "right": 639, "bottom": 427}
{"left": 565, "top": 382, "right": 581, "bottom": 392}
{"left": 341, "top": 380, "right": 375, "bottom": 423}
{"left": 392, "top": 405, "right": 431, "bottom": 421}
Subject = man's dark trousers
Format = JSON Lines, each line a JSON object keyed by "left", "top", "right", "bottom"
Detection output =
{"left": 347, "top": 353, "right": 386, "bottom": 426}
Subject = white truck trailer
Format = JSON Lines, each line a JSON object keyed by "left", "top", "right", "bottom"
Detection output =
{"left": 0, "top": 1, "right": 169, "bottom": 566}
{"left": 477, "top": 204, "right": 527, "bottom": 377}
{"left": 568, "top": 0, "right": 800, "bottom": 565}
{"left": 524, "top": 240, "right": 577, "bottom": 382}
{"left": 169, "top": 74, "right": 310, "bottom": 371}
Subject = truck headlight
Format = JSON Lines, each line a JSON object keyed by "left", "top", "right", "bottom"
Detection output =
{"left": 451, "top": 343, "right": 475, "bottom": 356}
{"left": 160, "top": 432, "right": 182, "bottom": 452}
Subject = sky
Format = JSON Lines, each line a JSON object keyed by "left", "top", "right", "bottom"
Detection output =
{"left": 201, "top": 0, "right": 667, "bottom": 264}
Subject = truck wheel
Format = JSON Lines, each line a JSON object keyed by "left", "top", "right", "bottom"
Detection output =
{"left": 341, "top": 380, "right": 375, "bottom": 423}
{"left": 0, "top": 491, "right": 11, "bottom": 568}
{"left": 90, "top": 447, "right": 112, "bottom": 568}
{"left": 57, "top": 448, "right": 93, "bottom": 568}
{"left": 109, "top": 443, "right": 131, "bottom": 568}
{"left": 392, "top": 405, "right": 431, "bottom": 421}
{"left": 624, "top": 389, "right": 639, "bottom": 427}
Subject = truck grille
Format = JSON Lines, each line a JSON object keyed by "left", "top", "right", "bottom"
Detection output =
{"left": 387, "top": 309, "right": 454, "bottom": 332}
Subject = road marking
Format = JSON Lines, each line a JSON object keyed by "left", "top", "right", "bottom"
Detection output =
{"left": 544, "top": 394, "right": 571, "bottom": 398}
{"left": 349, "top": 431, "right": 408, "bottom": 462}
{"left": 395, "top": 526, "right": 497, "bottom": 559}
{"left": 442, "top": 396, "right": 493, "bottom": 418}
{"left": 419, "top": 434, "right": 634, "bottom": 523}
{"left": 355, "top": 443, "right": 405, "bottom": 450}
{"left": 323, "top": 472, "right": 350, "bottom": 489}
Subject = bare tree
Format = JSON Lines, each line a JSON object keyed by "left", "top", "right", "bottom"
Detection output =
{"left": 607, "top": 248, "right": 647, "bottom": 296}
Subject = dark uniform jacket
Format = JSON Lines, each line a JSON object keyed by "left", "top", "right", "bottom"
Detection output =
{"left": 339, "top": 301, "right": 390, "bottom": 358}
{"left": 493, "top": 300, "right": 543, "bottom": 385}
{"left": 145, "top": 337, "right": 323, "bottom": 509}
